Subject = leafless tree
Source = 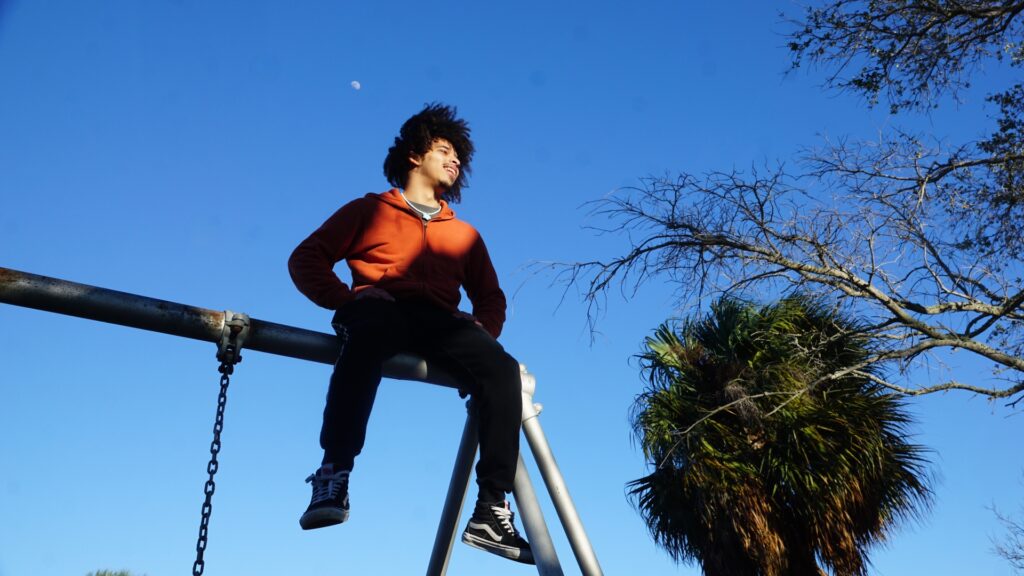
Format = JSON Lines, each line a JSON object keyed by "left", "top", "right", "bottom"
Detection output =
{"left": 787, "top": 0, "right": 1024, "bottom": 260}
{"left": 550, "top": 1, "right": 1024, "bottom": 404}
{"left": 993, "top": 475, "right": 1024, "bottom": 573}
{"left": 994, "top": 505, "right": 1024, "bottom": 573}
{"left": 787, "top": 0, "right": 1024, "bottom": 113}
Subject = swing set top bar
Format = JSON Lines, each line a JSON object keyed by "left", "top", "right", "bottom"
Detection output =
{"left": 2, "top": 265, "right": 605, "bottom": 576}
{"left": 0, "top": 266, "right": 459, "bottom": 389}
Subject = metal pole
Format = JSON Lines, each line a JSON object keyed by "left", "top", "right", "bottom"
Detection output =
{"left": 521, "top": 417, "right": 604, "bottom": 576}
{"left": 1, "top": 266, "right": 604, "bottom": 574}
{"left": 426, "top": 403, "right": 478, "bottom": 576}
{"left": 0, "top": 266, "right": 458, "bottom": 387}
{"left": 512, "top": 453, "right": 564, "bottom": 576}
{"left": 519, "top": 371, "right": 604, "bottom": 576}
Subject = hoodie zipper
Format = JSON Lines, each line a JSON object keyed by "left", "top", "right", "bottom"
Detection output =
{"left": 386, "top": 191, "right": 445, "bottom": 296}
{"left": 417, "top": 212, "right": 430, "bottom": 296}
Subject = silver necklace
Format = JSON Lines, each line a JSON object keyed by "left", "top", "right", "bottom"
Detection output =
{"left": 400, "top": 191, "right": 442, "bottom": 220}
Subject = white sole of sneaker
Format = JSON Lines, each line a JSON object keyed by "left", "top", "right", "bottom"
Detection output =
{"left": 299, "top": 507, "right": 349, "bottom": 530}
{"left": 461, "top": 532, "right": 535, "bottom": 565}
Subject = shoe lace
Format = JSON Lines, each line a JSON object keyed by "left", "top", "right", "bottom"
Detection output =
{"left": 306, "top": 469, "right": 349, "bottom": 503}
{"left": 491, "top": 502, "right": 520, "bottom": 537}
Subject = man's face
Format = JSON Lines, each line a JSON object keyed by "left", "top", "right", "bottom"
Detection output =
{"left": 411, "top": 138, "right": 461, "bottom": 190}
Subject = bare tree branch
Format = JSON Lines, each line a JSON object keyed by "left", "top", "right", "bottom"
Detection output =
{"left": 786, "top": 0, "right": 1024, "bottom": 111}
{"left": 544, "top": 2, "right": 1024, "bottom": 404}
{"left": 549, "top": 159, "right": 1024, "bottom": 402}
{"left": 992, "top": 479, "right": 1024, "bottom": 573}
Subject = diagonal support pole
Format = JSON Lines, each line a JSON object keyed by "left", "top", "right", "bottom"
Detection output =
{"left": 512, "top": 452, "right": 563, "bottom": 575}
{"left": 519, "top": 370, "right": 604, "bottom": 576}
{"left": 426, "top": 401, "right": 479, "bottom": 576}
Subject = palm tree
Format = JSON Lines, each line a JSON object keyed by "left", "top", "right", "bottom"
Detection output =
{"left": 629, "top": 295, "right": 932, "bottom": 576}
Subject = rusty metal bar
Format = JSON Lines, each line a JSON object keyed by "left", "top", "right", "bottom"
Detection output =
{"left": 0, "top": 266, "right": 457, "bottom": 388}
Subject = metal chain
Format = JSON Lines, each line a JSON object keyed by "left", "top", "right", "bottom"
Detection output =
{"left": 193, "top": 354, "right": 234, "bottom": 576}
{"left": 193, "top": 313, "right": 247, "bottom": 576}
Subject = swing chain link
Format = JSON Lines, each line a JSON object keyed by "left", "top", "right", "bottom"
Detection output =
{"left": 193, "top": 311, "right": 250, "bottom": 576}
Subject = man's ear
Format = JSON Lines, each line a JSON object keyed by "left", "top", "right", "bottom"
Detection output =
{"left": 408, "top": 153, "right": 423, "bottom": 168}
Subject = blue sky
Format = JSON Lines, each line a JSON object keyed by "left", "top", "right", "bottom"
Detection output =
{"left": 1, "top": 1, "right": 1022, "bottom": 575}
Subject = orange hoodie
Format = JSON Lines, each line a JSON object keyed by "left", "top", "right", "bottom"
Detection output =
{"left": 288, "top": 189, "right": 507, "bottom": 338}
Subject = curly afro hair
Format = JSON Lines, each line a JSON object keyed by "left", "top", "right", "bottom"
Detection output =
{"left": 383, "top": 103, "right": 474, "bottom": 203}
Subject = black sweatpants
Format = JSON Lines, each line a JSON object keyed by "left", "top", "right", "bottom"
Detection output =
{"left": 320, "top": 297, "right": 522, "bottom": 502}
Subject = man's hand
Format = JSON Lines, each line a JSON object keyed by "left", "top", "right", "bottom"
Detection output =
{"left": 452, "top": 310, "right": 484, "bottom": 329}
{"left": 355, "top": 287, "right": 395, "bottom": 301}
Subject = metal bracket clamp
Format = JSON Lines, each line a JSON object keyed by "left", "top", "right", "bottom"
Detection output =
{"left": 519, "top": 364, "right": 543, "bottom": 422}
{"left": 216, "top": 310, "right": 250, "bottom": 369}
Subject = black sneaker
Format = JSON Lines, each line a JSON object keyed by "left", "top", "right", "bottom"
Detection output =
{"left": 461, "top": 500, "right": 535, "bottom": 564}
{"left": 299, "top": 464, "right": 350, "bottom": 530}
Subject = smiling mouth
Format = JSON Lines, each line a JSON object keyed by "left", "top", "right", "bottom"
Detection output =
{"left": 445, "top": 166, "right": 458, "bottom": 178}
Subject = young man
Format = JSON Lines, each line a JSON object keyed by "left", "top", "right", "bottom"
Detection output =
{"left": 288, "top": 104, "right": 534, "bottom": 564}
